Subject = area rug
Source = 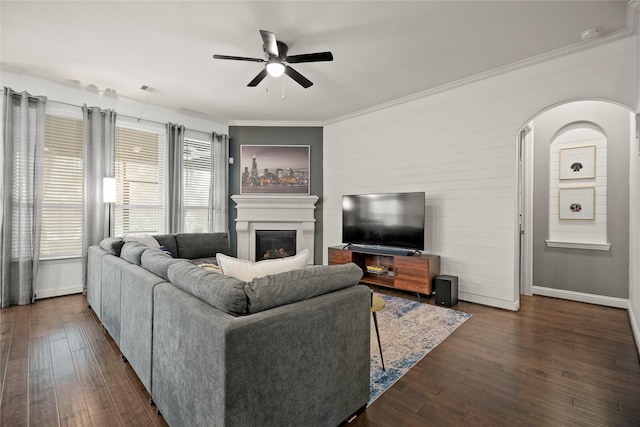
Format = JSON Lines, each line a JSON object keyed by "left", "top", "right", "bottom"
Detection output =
{"left": 369, "top": 293, "right": 472, "bottom": 405}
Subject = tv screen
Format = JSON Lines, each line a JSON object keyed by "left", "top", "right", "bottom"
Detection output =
{"left": 342, "top": 192, "right": 425, "bottom": 251}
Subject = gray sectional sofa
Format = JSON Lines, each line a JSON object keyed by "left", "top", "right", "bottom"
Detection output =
{"left": 86, "top": 232, "right": 370, "bottom": 427}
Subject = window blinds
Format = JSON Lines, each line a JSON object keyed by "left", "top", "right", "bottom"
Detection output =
{"left": 183, "top": 137, "right": 212, "bottom": 233}
{"left": 114, "top": 123, "right": 166, "bottom": 236}
{"left": 41, "top": 114, "right": 83, "bottom": 258}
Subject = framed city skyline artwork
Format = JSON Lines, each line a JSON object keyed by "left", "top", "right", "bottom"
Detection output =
{"left": 240, "top": 145, "right": 310, "bottom": 195}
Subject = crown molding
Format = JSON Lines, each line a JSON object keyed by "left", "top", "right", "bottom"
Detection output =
{"left": 228, "top": 120, "right": 324, "bottom": 128}
{"left": 324, "top": 16, "right": 638, "bottom": 126}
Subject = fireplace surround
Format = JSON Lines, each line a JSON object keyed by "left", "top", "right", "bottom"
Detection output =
{"left": 232, "top": 195, "right": 318, "bottom": 263}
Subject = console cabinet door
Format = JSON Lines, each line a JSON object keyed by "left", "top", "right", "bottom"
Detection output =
{"left": 328, "top": 247, "right": 354, "bottom": 264}
{"left": 394, "top": 257, "right": 431, "bottom": 294}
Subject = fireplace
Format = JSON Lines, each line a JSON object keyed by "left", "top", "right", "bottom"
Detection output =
{"left": 255, "top": 230, "right": 297, "bottom": 261}
{"left": 232, "top": 195, "right": 318, "bottom": 263}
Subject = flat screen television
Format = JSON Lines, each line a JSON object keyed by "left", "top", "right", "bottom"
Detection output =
{"left": 342, "top": 192, "right": 425, "bottom": 251}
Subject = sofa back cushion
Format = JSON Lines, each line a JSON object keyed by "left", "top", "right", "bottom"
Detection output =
{"left": 120, "top": 241, "right": 147, "bottom": 265}
{"left": 124, "top": 234, "right": 160, "bottom": 248}
{"left": 244, "top": 263, "right": 363, "bottom": 314}
{"left": 167, "top": 260, "right": 247, "bottom": 315}
{"left": 216, "top": 249, "right": 309, "bottom": 282}
{"left": 175, "top": 233, "right": 230, "bottom": 259}
{"left": 153, "top": 234, "right": 178, "bottom": 258}
{"left": 141, "top": 248, "right": 178, "bottom": 281}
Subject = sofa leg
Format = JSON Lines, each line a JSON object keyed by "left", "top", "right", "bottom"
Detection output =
{"left": 120, "top": 354, "right": 128, "bottom": 363}
{"left": 346, "top": 404, "right": 367, "bottom": 423}
{"left": 155, "top": 407, "right": 162, "bottom": 416}
{"left": 149, "top": 398, "right": 155, "bottom": 407}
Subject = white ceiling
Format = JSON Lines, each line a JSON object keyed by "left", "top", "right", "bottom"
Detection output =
{"left": 0, "top": 1, "right": 634, "bottom": 124}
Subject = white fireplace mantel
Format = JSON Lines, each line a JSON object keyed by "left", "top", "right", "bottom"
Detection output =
{"left": 232, "top": 195, "right": 319, "bottom": 263}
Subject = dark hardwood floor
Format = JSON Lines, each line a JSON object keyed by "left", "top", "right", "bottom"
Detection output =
{"left": 1, "top": 291, "right": 639, "bottom": 426}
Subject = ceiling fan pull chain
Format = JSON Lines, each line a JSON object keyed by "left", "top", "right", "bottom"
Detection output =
{"left": 282, "top": 75, "right": 285, "bottom": 101}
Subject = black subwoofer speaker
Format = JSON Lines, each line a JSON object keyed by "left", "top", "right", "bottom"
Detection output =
{"left": 434, "top": 275, "right": 458, "bottom": 307}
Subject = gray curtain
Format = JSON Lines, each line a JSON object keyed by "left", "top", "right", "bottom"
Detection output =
{"left": 166, "top": 123, "right": 184, "bottom": 233}
{"left": 1, "top": 87, "right": 47, "bottom": 307}
{"left": 81, "top": 105, "right": 116, "bottom": 291}
{"left": 211, "top": 132, "right": 229, "bottom": 233}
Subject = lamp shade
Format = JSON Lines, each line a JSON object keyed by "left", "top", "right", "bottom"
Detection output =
{"left": 103, "top": 177, "right": 116, "bottom": 203}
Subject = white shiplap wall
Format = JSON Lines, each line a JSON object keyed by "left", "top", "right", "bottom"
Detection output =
{"left": 323, "top": 37, "right": 636, "bottom": 311}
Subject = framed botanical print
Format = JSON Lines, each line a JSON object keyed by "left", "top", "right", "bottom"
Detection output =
{"left": 559, "top": 187, "right": 595, "bottom": 220}
{"left": 559, "top": 145, "right": 595, "bottom": 180}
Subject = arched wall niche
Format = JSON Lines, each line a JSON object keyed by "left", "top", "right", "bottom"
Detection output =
{"left": 548, "top": 122, "right": 608, "bottom": 247}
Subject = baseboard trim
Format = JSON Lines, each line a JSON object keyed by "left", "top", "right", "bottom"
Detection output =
{"left": 458, "top": 292, "right": 519, "bottom": 311}
{"left": 532, "top": 286, "right": 628, "bottom": 309}
{"left": 628, "top": 303, "right": 640, "bottom": 358}
{"left": 35, "top": 286, "right": 83, "bottom": 300}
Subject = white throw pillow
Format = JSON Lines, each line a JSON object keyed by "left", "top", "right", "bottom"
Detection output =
{"left": 216, "top": 249, "right": 309, "bottom": 282}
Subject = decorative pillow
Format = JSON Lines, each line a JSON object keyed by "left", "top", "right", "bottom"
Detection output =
{"left": 124, "top": 234, "right": 160, "bottom": 248}
{"left": 159, "top": 245, "right": 174, "bottom": 257}
{"left": 216, "top": 249, "right": 309, "bottom": 282}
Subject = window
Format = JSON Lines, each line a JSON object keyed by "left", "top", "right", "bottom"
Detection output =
{"left": 183, "top": 136, "right": 212, "bottom": 232}
{"left": 114, "top": 120, "right": 166, "bottom": 235}
{"left": 41, "top": 109, "right": 83, "bottom": 258}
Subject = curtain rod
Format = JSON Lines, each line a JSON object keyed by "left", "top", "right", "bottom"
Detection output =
{"left": 45, "top": 98, "right": 227, "bottom": 137}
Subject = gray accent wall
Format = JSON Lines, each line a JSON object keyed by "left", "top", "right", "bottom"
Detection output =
{"left": 532, "top": 101, "right": 630, "bottom": 298}
{"left": 228, "top": 126, "right": 323, "bottom": 264}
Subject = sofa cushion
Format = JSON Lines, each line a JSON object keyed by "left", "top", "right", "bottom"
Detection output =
{"left": 216, "top": 249, "right": 309, "bottom": 282}
{"left": 175, "top": 233, "right": 230, "bottom": 259}
{"left": 153, "top": 234, "right": 178, "bottom": 258}
{"left": 124, "top": 234, "right": 160, "bottom": 248}
{"left": 99, "top": 237, "right": 125, "bottom": 256}
{"left": 244, "top": 262, "right": 363, "bottom": 314}
{"left": 141, "top": 248, "right": 178, "bottom": 281}
{"left": 120, "top": 241, "right": 147, "bottom": 265}
{"left": 167, "top": 260, "right": 248, "bottom": 315}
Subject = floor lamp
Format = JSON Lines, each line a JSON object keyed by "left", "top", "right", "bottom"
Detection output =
{"left": 103, "top": 177, "right": 116, "bottom": 237}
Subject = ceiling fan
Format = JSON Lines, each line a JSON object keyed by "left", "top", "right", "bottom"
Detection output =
{"left": 213, "top": 30, "right": 333, "bottom": 89}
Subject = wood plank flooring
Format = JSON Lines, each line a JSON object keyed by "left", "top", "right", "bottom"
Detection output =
{"left": 1, "top": 291, "right": 639, "bottom": 426}
{"left": 352, "top": 289, "right": 640, "bottom": 427}
{"left": 0, "top": 294, "right": 167, "bottom": 427}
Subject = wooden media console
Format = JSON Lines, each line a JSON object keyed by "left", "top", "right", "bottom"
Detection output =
{"left": 328, "top": 246, "right": 440, "bottom": 297}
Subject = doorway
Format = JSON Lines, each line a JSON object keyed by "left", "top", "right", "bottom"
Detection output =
{"left": 517, "top": 100, "right": 634, "bottom": 307}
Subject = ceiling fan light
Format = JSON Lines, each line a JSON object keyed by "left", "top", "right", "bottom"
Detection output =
{"left": 266, "top": 61, "right": 285, "bottom": 77}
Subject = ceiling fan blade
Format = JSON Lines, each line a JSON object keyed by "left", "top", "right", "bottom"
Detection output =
{"left": 286, "top": 52, "right": 334, "bottom": 63}
{"left": 259, "top": 30, "right": 279, "bottom": 57}
{"left": 213, "top": 54, "right": 264, "bottom": 63}
{"left": 247, "top": 69, "right": 268, "bottom": 87}
{"left": 284, "top": 66, "right": 313, "bottom": 88}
